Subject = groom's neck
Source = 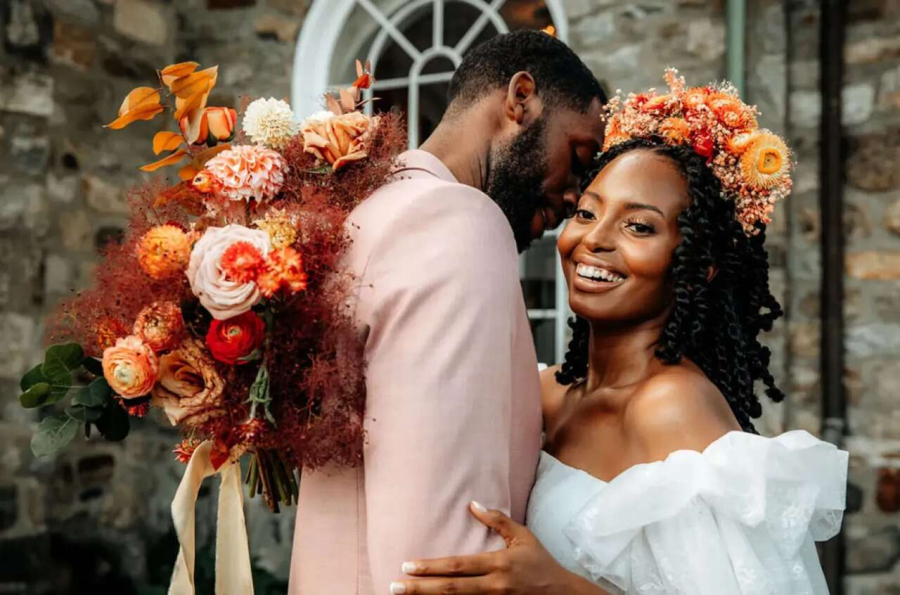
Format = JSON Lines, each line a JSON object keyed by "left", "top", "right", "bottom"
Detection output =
{"left": 419, "top": 103, "right": 500, "bottom": 192}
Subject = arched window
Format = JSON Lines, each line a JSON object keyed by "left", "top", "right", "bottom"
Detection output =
{"left": 293, "top": 0, "right": 572, "bottom": 364}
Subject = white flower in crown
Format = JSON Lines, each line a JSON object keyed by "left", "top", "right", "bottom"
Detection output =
{"left": 242, "top": 97, "right": 300, "bottom": 150}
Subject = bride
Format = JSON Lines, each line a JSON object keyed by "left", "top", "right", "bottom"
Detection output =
{"left": 391, "top": 71, "right": 848, "bottom": 595}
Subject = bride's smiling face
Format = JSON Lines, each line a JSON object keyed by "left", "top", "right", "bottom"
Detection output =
{"left": 558, "top": 149, "right": 689, "bottom": 325}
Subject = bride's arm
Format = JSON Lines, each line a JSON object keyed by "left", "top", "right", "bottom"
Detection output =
{"left": 392, "top": 503, "right": 609, "bottom": 595}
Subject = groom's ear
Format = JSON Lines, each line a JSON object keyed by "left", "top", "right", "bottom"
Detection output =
{"left": 505, "top": 72, "right": 538, "bottom": 126}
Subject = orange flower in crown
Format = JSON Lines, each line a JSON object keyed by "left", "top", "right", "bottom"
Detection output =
{"left": 602, "top": 68, "right": 793, "bottom": 234}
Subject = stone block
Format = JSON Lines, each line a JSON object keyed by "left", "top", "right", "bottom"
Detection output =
{"left": 846, "top": 323, "right": 900, "bottom": 357}
{"left": 44, "top": 254, "right": 74, "bottom": 297}
{"left": 0, "top": 313, "right": 37, "bottom": 379}
{"left": 254, "top": 13, "right": 301, "bottom": 43}
{"left": 847, "top": 129, "right": 900, "bottom": 192}
{"left": 885, "top": 199, "right": 900, "bottom": 236}
{"left": 51, "top": 20, "right": 96, "bottom": 70}
{"left": 847, "top": 251, "right": 900, "bottom": 280}
{"left": 789, "top": 323, "right": 820, "bottom": 359}
{"left": 60, "top": 210, "right": 93, "bottom": 253}
{"left": 844, "top": 83, "right": 876, "bottom": 126}
{"left": 686, "top": 17, "right": 725, "bottom": 62}
{"left": 879, "top": 65, "right": 900, "bottom": 110}
{"left": 47, "top": 173, "right": 80, "bottom": 205}
{"left": 83, "top": 175, "right": 128, "bottom": 215}
{"left": 267, "top": 0, "right": 310, "bottom": 17}
{"left": 3, "top": 0, "right": 51, "bottom": 55}
{"left": 846, "top": 35, "right": 900, "bottom": 64}
{"left": 0, "top": 70, "right": 54, "bottom": 118}
{"left": 0, "top": 181, "right": 48, "bottom": 235}
{"left": 10, "top": 132, "right": 50, "bottom": 175}
{"left": 573, "top": 12, "right": 616, "bottom": 46}
{"left": 42, "top": 0, "right": 100, "bottom": 24}
{"left": 847, "top": 526, "right": 900, "bottom": 573}
{"left": 113, "top": 0, "right": 170, "bottom": 46}
{"left": 789, "top": 90, "right": 820, "bottom": 128}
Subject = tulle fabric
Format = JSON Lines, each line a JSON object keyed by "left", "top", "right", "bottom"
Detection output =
{"left": 527, "top": 431, "right": 848, "bottom": 595}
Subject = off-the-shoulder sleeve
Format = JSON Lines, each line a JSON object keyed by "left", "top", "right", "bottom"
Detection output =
{"left": 563, "top": 431, "right": 848, "bottom": 595}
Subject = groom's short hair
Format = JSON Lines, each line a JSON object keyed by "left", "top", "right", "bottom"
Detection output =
{"left": 448, "top": 30, "right": 606, "bottom": 114}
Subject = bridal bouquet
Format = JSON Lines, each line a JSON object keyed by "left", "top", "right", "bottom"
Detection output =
{"left": 18, "top": 60, "right": 404, "bottom": 513}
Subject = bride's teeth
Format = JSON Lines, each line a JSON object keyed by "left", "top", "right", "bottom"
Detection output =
{"left": 576, "top": 263, "right": 623, "bottom": 283}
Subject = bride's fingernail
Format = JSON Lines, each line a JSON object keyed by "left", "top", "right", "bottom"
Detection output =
{"left": 471, "top": 500, "right": 488, "bottom": 513}
{"left": 390, "top": 582, "right": 407, "bottom": 594}
{"left": 401, "top": 562, "right": 418, "bottom": 574}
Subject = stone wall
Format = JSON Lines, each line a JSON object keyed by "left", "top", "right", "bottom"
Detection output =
{"left": 0, "top": 0, "right": 898, "bottom": 593}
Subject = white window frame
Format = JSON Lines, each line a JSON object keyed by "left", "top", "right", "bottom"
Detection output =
{"left": 292, "top": 0, "right": 572, "bottom": 362}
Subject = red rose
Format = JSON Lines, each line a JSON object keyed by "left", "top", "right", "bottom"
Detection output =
{"left": 205, "top": 311, "right": 265, "bottom": 365}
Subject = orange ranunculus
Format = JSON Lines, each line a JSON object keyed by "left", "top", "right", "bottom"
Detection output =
{"left": 302, "top": 111, "right": 379, "bottom": 171}
{"left": 137, "top": 225, "right": 192, "bottom": 280}
{"left": 151, "top": 338, "right": 226, "bottom": 427}
{"left": 205, "top": 311, "right": 265, "bottom": 365}
{"left": 740, "top": 132, "right": 791, "bottom": 189}
{"left": 102, "top": 336, "right": 159, "bottom": 399}
{"left": 133, "top": 301, "right": 184, "bottom": 352}
{"left": 660, "top": 117, "right": 691, "bottom": 144}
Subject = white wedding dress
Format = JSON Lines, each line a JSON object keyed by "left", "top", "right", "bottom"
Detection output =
{"left": 526, "top": 430, "right": 848, "bottom": 595}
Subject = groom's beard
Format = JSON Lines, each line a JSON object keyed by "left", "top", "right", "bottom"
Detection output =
{"left": 485, "top": 117, "right": 549, "bottom": 253}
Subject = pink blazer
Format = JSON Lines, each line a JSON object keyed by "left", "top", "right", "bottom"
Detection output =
{"left": 288, "top": 150, "right": 543, "bottom": 594}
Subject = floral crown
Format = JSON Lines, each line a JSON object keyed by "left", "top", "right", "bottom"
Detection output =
{"left": 602, "top": 68, "right": 793, "bottom": 235}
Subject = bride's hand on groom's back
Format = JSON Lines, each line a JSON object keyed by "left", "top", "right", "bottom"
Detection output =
{"left": 390, "top": 502, "right": 607, "bottom": 595}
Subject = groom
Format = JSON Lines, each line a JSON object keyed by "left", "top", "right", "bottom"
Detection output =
{"left": 290, "top": 30, "right": 605, "bottom": 594}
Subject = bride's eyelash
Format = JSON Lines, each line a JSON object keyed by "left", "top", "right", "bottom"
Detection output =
{"left": 624, "top": 217, "right": 656, "bottom": 233}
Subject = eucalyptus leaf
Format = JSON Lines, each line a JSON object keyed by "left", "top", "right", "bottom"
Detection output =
{"left": 83, "top": 357, "right": 104, "bottom": 377}
{"left": 19, "top": 383, "right": 52, "bottom": 408}
{"left": 45, "top": 343, "right": 85, "bottom": 370}
{"left": 66, "top": 404, "right": 104, "bottom": 423}
{"left": 31, "top": 413, "right": 79, "bottom": 457}
{"left": 73, "top": 378, "right": 112, "bottom": 408}
{"left": 96, "top": 403, "right": 130, "bottom": 442}
{"left": 20, "top": 364, "right": 48, "bottom": 392}
{"left": 41, "top": 352, "right": 73, "bottom": 390}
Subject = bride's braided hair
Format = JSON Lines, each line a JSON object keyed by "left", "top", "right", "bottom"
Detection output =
{"left": 555, "top": 138, "right": 784, "bottom": 432}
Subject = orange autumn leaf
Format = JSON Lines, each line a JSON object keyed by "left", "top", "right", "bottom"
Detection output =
{"left": 106, "top": 87, "right": 164, "bottom": 130}
{"left": 339, "top": 87, "right": 357, "bottom": 112}
{"left": 181, "top": 107, "right": 209, "bottom": 145}
{"left": 153, "top": 131, "right": 184, "bottom": 155}
{"left": 140, "top": 149, "right": 188, "bottom": 172}
{"left": 153, "top": 181, "right": 206, "bottom": 215}
{"left": 170, "top": 66, "right": 218, "bottom": 99}
{"left": 160, "top": 61, "right": 200, "bottom": 87}
{"left": 174, "top": 83, "right": 210, "bottom": 121}
{"left": 179, "top": 144, "right": 232, "bottom": 181}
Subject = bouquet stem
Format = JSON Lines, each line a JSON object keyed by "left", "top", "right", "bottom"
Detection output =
{"left": 246, "top": 449, "right": 299, "bottom": 512}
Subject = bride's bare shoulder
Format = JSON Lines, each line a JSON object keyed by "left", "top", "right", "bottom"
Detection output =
{"left": 623, "top": 364, "right": 742, "bottom": 462}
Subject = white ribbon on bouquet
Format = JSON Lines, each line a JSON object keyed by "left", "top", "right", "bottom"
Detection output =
{"left": 168, "top": 440, "right": 255, "bottom": 595}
